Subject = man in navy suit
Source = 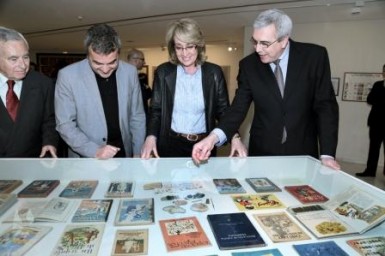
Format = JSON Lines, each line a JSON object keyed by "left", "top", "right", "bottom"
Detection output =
{"left": 192, "top": 9, "right": 340, "bottom": 170}
{"left": 0, "top": 26, "right": 58, "bottom": 157}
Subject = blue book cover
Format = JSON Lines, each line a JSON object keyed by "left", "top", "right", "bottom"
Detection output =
{"left": 293, "top": 241, "right": 349, "bottom": 256}
{"left": 207, "top": 212, "right": 266, "bottom": 250}
{"left": 72, "top": 199, "right": 113, "bottom": 222}
{"left": 115, "top": 198, "right": 154, "bottom": 226}
{"left": 232, "top": 248, "right": 283, "bottom": 255}
{"left": 59, "top": 180, "right": 98, "bottom": 198}
{"left": 213, "top": 178, "right": 246, "bottom": 194}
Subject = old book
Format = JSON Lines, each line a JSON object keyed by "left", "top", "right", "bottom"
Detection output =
{"left": 34, "top": 197, "right": 76, "bottom": 222}
{"left": 253, "top": 212, "right": 311, "bottom": 242}
{"left": 111, "top": 229, "right": 149, "bottom": 255}
{"left": 105, "top": 181, "right": 134, "bottom": 198}
{"left": 0, "top": 225, "right": 52, "bottom": 256}
{"left": 284, "top": 185, "right": 329, "bottom": 204}
{"left": 232, "top": 248, "right": 283, "bottom": 256}
{"left": 0, "top": 179, "right": 23, "bottom": 193}
{"left": 287, "top": 186, "right": 385, "bottom": 238}
{"left": 17, "top": 180, "right": 60, "bottom": 198}
{"left": 293, "top": 241, "right": 349, "bottom": 256}
{"left": 231, "top": 194, "right": 285, "bottom": 210}
{"left": 115, "top": 198, "right": 154, "bottom": 226}
{"left": 0, "top": 193, "right": 17, "bottom": 216}
{"left": 59, "top": 180, "right": 98, "bottom": 198}
{"left": 51, "top": 224, "right": 105, "bottom": 256}
{"left": 207, "top": 212, "right": 265, "bottom": 250}
{"left": 346, "top": 236, "right": 385, "bottom": 255}
{"left": 245, "top": 177, "right": 281, "bottom": 193}
{"left": 72, "top": 199, "right": 113, "bottom": 222}
{"left": 159, "top": 216, "right": 211, "bottom": 252}
{"left": 213, "top": 178, "right": 246, "bottom": 194}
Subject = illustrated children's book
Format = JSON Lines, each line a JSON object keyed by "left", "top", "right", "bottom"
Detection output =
{"left": 232, "top": 248, "right": 283, "bottom": 256}
{"left": 213, "top": 178, "right": 246, "bottom": 194}
{"left": 105, "top": 181, "right": 134, "bottom": 198}
{"left": 232, "top": 194, "right": 285, "bottom": 211}
{"left": 245, "top": 177, "right": 282, "bottom": 193}
{"left": 59, "top": 180, "right": 98, "bottom": 198}
{"left": 293, "top": 240, "right": 349, "bottom": 256}
{"left": 253, "top": 212, "right": 310, "bottom": 243}
{"left": 17, "top": 180, "right": 60, "bottom": 198}
{"left": 0, "top": 180, "right": 23, "bottom": 193}
{"left": 284, "top": 185, "right": 329, "bottom": 204}
{"left": 0, "top": 193, "right": 18, "bottom": 216}
{"left": 207, "top": 212, "right": 266, "bottom": 250}
{"left": 51, "top": 224, "right": 105, "bottom": 256}
{"left": 346, "top": 236, "right": 385, "bottom": 256}
{"left": 33, "top": 197, "right": 76, "bottom": 222}
{"left": 111, "top": 229, "right": 149, "bottom": 256}
{"left": 0, "top": 225, "right": 52, "bottom": 256}
{"left": 115, "top": 198, "right": 154, "bottom": 226}
{"left": 159, "top": 216, "right": 211, "bottom": 252}
{"left": 72, "top": 199, "right": 113, "bottom": 222}
{"left": 287, "top": 186, "right": 385, "bottom": 238}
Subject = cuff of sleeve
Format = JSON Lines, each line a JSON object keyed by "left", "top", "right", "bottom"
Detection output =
{"left": 212, "top": 128, "right": 227, "bottom": 147}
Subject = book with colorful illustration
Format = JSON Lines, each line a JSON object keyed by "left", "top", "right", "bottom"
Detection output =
{"left": 105, "top": 181, "right": 134, "bottom": 198}
{"left": 0, "top": 180, "right": 23, "bottom": 193}
{"left": 115, "top": 198, "right": 154, "bottom": 226}
{"left": 111, "top": 229, "right": 149, "bottom": 255}
{"left": 246, "top": 177, "right": 281, "bottom": 193}
{"left": 231, "top": 194, "right": 285, "bottom": 211}
{"left": 72, "top": 199, "right": 113, "bottom": 222}
{"left": 293, "top": 240, "right": 349, "bottom": 256}
{"left": 159, "top": 216, "right": 211, "bottom": 252}
{"left": 346, "top": 236, "right": 385, "bottom": 255}
{"left": 285, "top": 185, "right": 329, "bottom": 204}
{"left": 17, "top": 180, "right": 60, "bottom": 198}
{"left": 213, "top": 178, "right": 246, "bottom": 194}
{"left": 59, "top": 180, "right": 98, "bottom": 198}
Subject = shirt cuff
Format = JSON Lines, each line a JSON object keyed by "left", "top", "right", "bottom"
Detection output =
{"left": 212, "top": 128, "right": 227, "bottom": 146}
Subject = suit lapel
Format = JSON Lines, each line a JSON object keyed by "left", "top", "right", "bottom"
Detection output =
{"left": 284, "top": 41, "right": 302, "bottom": 99}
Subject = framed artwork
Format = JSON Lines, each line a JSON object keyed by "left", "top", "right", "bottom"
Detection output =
{"left": 331, "top": 77, "right": 340, "bottom": 96}
{"left": 342, "top": 72, "right": 382, "bottom": 102}
{"left": 36, "top": 53, "right": 86, "bottom": 78}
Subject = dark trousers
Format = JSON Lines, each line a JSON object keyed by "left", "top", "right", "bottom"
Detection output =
{"left": 365, "top": 125, "right": 385, "bottom": 174}
{"left": 158, "top": 135, "right": 216, "bottom": 157}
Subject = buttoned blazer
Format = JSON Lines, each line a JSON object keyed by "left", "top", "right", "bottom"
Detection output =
{"left": 147, "top": 61, "right": 230, "bottom": 151}
{"left": 218, "top": 40, "right": 339, "bottom": 158}
{"left": 367, "top": 80, "right": 385, "bottom": 128}
{"left": 0, "top": 70, "right": 58, "bottom": 157}
{"left": 55, "top": 59, "right": 146, "bottom": 157}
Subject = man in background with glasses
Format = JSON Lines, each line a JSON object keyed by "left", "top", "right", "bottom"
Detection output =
{"left": 192, "top": 9, "right": 340, "bottom": 170}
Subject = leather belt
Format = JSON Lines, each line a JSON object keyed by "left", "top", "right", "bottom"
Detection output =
{"left": 170, "top": 130, "right": 207, "bottom": 142}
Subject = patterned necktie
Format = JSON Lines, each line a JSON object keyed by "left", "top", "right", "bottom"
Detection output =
{"left": 273, "top": 60, "right": 287, "bottom": 143}
{"left": 274, "top": 59, "right": 285, "bottom": 97}
{"left": 6, "top": 80, "right": 19, "bottom": 122}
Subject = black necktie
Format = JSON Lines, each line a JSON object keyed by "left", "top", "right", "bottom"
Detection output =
{"left": 6, "top": 80, "right": 19, "bottom": 122}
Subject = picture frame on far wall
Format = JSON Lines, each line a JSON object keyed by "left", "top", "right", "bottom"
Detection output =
{"left": 342, "top": 72, "right": 382, "bottom": 102}
{"left": 331, "top": 77, "right": 339, "bottom": 96}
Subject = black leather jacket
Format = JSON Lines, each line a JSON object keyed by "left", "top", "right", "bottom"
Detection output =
{"left": 147, "top": 61, "right": 230, "bottom": 151}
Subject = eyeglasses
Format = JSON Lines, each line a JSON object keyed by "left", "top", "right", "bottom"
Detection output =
{"left": 132, "top": 57, "right": 145, "bottom": 61}
{"left": 250, "top": 37, "right": 279, "bottom": 49}
{"left": 174, "top": 45, "right": 197, "bottom": 53}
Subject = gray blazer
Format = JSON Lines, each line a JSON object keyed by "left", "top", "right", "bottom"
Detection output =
{"left": 55, "top": 59, "right": 145, "bottom": 157}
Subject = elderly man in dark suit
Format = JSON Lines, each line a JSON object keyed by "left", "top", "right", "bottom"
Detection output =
{"left": 192, "top": 9, "right": 340, "bottom": 170}
{"left": 0, "top": 26, "right": 58, "bottom": 157}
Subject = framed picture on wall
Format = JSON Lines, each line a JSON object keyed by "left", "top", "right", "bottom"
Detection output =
{"left": 36, "top": 53, "right": 86, "bottom": 79}
{"left": 331, "top": 77, "right": 340, "bottom": 96}
{"left": 342, "top": 72, "right": 382, "bottom": 102}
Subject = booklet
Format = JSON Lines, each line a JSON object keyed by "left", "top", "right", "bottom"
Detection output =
{"left": 285, "top": 185, "right": 329, "bottom": 204}
{"left": 287, "top": 186, "right": 385, "bottom": 238}
{"left": 59, "top": 180, "right": 98, "bottom": 198}
{"left": 246, "top": 177, "right": 281, "bottom": 193}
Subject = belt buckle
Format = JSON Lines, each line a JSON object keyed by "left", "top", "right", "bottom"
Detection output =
{"left": 186, "top": 134, "right": 198, "bottom": 142}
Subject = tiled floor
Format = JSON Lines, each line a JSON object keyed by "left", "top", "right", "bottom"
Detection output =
{"left": 340, "top": 161, "right": 385, "bottom": 190}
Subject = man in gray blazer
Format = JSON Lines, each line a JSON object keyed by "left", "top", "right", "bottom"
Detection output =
{"left": 55, "top": 24, "right": 145, "bottom": 159}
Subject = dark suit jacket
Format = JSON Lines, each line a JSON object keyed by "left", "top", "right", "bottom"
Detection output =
{"left": 147, "top": 62, "right": 230, "bottom": 152}
{"left": 0, "top": 70, "right": 58, "bottom": 157}
{"left": 367, "top": 80, "right": 385, "bottom": 128}
{"left": 218, "top": 40, "right": 339, "bottom": 158}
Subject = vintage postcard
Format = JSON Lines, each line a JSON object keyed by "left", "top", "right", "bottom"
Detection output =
{"left": 246, "top": 177, "right": 281, "bottom": 193}
{"left": 285, "top": 185, "right": 328, "bottom": 204}
{"left": 213, "top": 178, "right": 246, "bottom": 194}
{"left": 231, "top": 194, "right": 285, "bottom": 210}
{"left": 59, "top": 180, "right": 98, "bottom": 198}
{"left": 111, "top": 229, "right": 148, "bottom": 255}
{"left": 105, "top": 181, "right": 134, "bottom": 198}
{"left": 253, "top": 212, "right": 310, "bottom": 243}
{"left": 0, "top": 225, "right": 52, "bottom": 256}
{"left": 159, "top": 216, "right": 211, "bottom": 252}
{"left": 51, "top": 224, "right": 105, "bottom": 256}
{"left": 115, "top": 198, "right": 154, "bottom": 226}
{"left": 0, "top": 180, "right": 23, "bottom": 193}
{"left": 72, "top": 199, "right": 113, "bottom": 222}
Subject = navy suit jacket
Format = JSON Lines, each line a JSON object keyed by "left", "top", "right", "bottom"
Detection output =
{"left": 218, "top": 40, "right": 339, "bottom": 158}
{"left": 0, "top": 70, "right": 58, "bottom": 157}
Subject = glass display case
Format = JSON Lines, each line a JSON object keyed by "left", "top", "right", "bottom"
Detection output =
{"left": 0, "top": 156, "right": 384, "bottom": 255}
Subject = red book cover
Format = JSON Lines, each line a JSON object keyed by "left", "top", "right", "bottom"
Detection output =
{"left": 285, "top": 185, "right": 328, "bottom": 204}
